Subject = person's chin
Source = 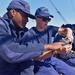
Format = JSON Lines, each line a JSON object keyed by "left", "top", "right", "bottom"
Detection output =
{"left": 20, "top": 25, "right": 24, "bottom": 29}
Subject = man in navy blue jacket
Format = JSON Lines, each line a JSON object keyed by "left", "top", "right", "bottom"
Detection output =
{"left": 54, "top": 24, "right": 75, "bottom": 67}
{"left": 0, "top": 0, "right": 56, "bottom": 75}
{"left": 19, "top": 7, "right": 75, "bottom": 75}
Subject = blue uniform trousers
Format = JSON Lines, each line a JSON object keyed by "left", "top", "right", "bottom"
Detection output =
{"left": 34, "top": 57, "right": 75, "bottom": 75}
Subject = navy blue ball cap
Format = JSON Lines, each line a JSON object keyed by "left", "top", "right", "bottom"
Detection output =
{"left": 7, "top": 0, "right": 35, "bottom": 19}
{"left": 62, "top": 24, "right": 75, "bottom": 30}
{"left": 35, "top": 7, "right": 54, "bottom": 18}
{"left": 72, "top": 24, "right": 75, "bottom": 29}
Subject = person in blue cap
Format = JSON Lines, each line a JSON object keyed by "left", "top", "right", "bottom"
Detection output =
{"left": 19, "top": 7, "right": 75, "bottom": 75}
{"left": 0, "top": 0, "right": 69, "bottom": 75}
{"left": 54, "top": 24, "right": 75, "bottom": 67}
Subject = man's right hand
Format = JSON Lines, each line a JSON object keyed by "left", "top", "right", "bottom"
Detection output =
{"left": 44, "top": 42, "right": 72, "bottom": 54}
{"left": 57, "top": 44, "right": 72, "bottom": 54}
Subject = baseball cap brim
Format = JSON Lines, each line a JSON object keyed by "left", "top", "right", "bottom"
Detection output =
{"left": 50, "top": 15, "right": 54, "bottom": 18}
{"left": 22, "top": 9, "right": 35, "bottom": 19}
{"left": 26, "top": 13, "right": 35, "bottom": 19}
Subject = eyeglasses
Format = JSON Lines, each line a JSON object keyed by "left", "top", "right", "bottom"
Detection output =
{"left": 37, "top": 16, "right": 51, "bottom": 22}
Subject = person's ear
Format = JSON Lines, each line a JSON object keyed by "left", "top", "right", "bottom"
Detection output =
{"left": 9, "top": 9, "right": 16, "bottom": 17}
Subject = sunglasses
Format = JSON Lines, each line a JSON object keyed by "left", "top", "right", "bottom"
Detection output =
{"left": 37, "top": 16, "right": 51, "bottom": 22}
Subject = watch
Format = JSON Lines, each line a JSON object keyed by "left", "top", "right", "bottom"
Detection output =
{"left": 52, "top": 50, "right": 57, "bottom": 55}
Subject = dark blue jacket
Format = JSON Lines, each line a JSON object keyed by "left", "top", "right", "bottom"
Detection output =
{"left": 19, "top": 26, "right": 59, "bottom": 73}
{"left": 54, "top": 24, "right": 75, "bottom": 59}
{"left": 0, "top": 13, "right": 44, "bottom": 75}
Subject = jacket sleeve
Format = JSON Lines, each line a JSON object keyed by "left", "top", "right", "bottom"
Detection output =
{"left": 0, "top": 21, "right": 44, "bottom": 63}
{"left": 47, "top": 25, "right": 59, "bottom": 37}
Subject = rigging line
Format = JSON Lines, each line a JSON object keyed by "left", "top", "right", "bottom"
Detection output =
{"left": 71, "top": 0, "right": 75, "bottom": 14}
{"left": 49, "top": 0, "right": 68, "bottom": 24}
